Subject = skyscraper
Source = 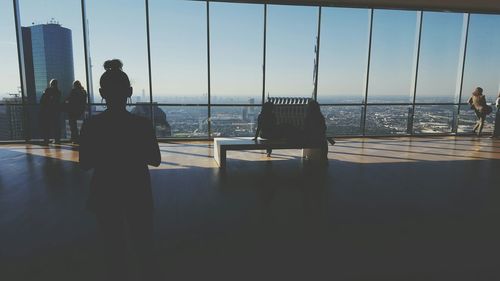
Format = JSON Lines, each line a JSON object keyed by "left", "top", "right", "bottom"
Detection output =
{"left": 22, "top": 22, "right": 74, "bottom": 102}
{"left": 22, "top": 21, "right": 74, "bottom": 139}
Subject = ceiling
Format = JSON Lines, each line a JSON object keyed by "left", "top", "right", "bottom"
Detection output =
{"left": 207, "top": 0, "right": 500, "bottom": 14}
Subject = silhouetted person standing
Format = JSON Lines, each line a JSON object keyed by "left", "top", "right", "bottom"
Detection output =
{"left": 468, "top": 87, "right": 489, "bottom": 137}
{"left": 40, "top": 79, "right": 62, "bottom": 145}
{"left": 64, "top": 80, "right": 87, "bottom": 144}
{"left": 303, "top": 100, "right": 328, "bottom": 164}
{"left": 253, "top": 101, "right": 277, "bottom": 157}
{"left": 79, "top": 59, "right": 161, "bottom": 280}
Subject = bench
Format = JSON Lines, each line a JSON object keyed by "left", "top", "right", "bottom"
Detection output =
{"left": 213, "top": 97, "right": 334, "bottom": 168}
{"left": 213, "top": 137, "right": 328, "bottom": 168}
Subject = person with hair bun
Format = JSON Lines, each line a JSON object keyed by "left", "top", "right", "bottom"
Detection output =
{"left": 79, "top": 59, "right": 161, "bottom": 280}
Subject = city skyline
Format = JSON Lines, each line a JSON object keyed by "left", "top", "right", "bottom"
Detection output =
{"left": 1, "top": 1, "right": 499, "bottom": 102}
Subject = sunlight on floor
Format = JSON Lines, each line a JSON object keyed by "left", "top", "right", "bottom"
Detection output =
{"left": 2, "top": 137, "right": 499, "bottom": 169}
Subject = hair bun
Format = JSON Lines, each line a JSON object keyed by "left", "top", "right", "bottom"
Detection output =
{"left": 103, "top": 59, "right": 123, "bottom": 71}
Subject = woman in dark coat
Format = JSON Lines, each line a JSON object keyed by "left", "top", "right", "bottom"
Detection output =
{"left": 79, "top": 59, "right": 161, "bottom": 280}
{"left": 64, "top": 80, "right": 87, "bottom": 143}
{"left": 39, "top": 79, "right": 61, "bottom": 145}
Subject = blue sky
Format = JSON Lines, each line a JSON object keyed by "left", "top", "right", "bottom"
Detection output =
{"left": 1, "top": 0, "right": 499, "bottom": 102}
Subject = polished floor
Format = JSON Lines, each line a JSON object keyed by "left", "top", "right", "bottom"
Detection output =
{"left": 1, "top": 137, "right": 500, "bottom": 280}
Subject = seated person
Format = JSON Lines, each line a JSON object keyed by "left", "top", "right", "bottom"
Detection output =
{"left": 303, "top": 100, "right": 329, "bottom": 163}
{"left": 253, "top": 101, "right": 277, "bottom": 157}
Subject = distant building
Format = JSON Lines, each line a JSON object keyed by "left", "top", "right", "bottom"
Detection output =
{"left": 22, "top": 21, "right": 75, "bottom": 139}
{"left": 130, "top": 103, "right": 172, "bottom": 137}
{"left": 0, "top": 96, "right": 25, "bottom": 140}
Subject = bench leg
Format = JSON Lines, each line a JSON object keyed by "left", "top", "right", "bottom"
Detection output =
{"left": 213, "top": 144, "right": 226, "bottom": 168}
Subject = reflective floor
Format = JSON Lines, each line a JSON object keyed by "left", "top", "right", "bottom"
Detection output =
{"left": 1, "top": 137, "right": 500, "bottom": 280}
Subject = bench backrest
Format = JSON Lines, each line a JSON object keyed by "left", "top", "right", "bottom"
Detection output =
{"left": 267, "top": 97, "right": 311, "bottom": 131}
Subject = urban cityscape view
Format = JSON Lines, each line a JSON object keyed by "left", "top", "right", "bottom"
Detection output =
{"left": 1, "top": 1, "right": 499, "bottom": 140}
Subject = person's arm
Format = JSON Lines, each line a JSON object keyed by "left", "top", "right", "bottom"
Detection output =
{"left": 144, "top": 120, "right": 161, "bottom": 167}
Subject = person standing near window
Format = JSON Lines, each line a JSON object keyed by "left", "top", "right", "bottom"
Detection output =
{"left": 40, "top": 79, "right": 62, "bottom": 145}
{"left": 64, "top": 80, "right": 87, "bottom": 144}
{"left": 79, "top": 59, "right": 161, "bottom": 280}
{"left": 468, "top": 87, "right": 489, "bottom": 137}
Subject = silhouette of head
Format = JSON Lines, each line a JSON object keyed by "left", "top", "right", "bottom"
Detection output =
{"left": 49, "top": 79, "right": 58, "bottom": 88}
{"left": 73, "top": 80, "right": 83, "bottom": 89}
{"left": 473, "top": 87, "right": 483, "bottom": 96}
{"left": 262, "top": 101, "right": 273, "bottom": 115}
{"left": 99, "top": 59, "right": 132, "bottom": 109}
{"left": 307, "top": 100, "right": 321, "bottom": 116}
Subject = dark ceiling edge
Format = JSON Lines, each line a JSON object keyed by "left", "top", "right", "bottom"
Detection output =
{"left": 200, "top": 0, "right": 500, "bottom": 14}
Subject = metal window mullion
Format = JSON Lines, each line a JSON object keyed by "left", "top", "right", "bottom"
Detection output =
{"left": 81, "top": 0, "right": 92, "bottom": 118}
{"left": 13, "top": 0, "right": 29, "bottom": 141}
{"left": 453, "top": 13, "right": 470, "bottom": 133}
{"left": 262, "top": 4, "right": 267, "bottom": 105}
{"left": 313, "top": 6, "right": 322, "bottom": 101}
{"left": 362, "top": 9, "right": 374, "bottom": 136}
{"left": 145, "top": 0, "right": 154, "bottom": 122}
{"left": 409, "top": 11, "right": 423, "bottom": 135}
{"left": 206, "top": 0, "right": 211, "bottom": 139}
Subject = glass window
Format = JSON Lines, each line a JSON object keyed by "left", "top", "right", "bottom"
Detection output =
{"left": 413, "top": 105, "right": 455, "bottom": 134}
{"left": 415, "top": 12, "right": 465, "bottom": 103}
{"left": 461, "top": 14, "right": 500, "bottom": 103}
{"left": 149, "top": 0, "right": 207, "bottom": 104}
{"left": 210, "top": 3, "right": 264, "bottom": 105}
{"left": 368, "top": 10, "right": 419, "bottom": 103}
{"left": 266, "top": 5, "right": 318, "bottom": 98}
{"left": 211, "top": 105, "right": 259, "bottom": 137}
{"left": 19, "top": 0, "right": 86, "bottom": 103}
{"left": 18, "top": 0, "right": 86, "bottom": 140}
{"left": 317, "top": 8, "right": 370, "bottom": 104}
{"left": 365, "top": 105, "right": 410, "bottom": 135}
{"left": 0, "top": 0, "right": 20, "bottom": 101}
{"left": 85, "top": 0, "right": 148, "bottom": 104}
{"left": 322, "top": 105, "right": 363, "bottom": 136}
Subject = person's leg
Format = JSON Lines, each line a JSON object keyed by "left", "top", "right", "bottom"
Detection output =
{"left": 69, "top": 115, "right": 78, "bottom": 142}
{"left": 53, "top": 114, "right": 61, "bottom": 143}
{"left": 478, "top": 114, "right": 485, "bottom": 136}
{"left": 266, "top": 149, "right": 272, "bottom": 157}
{"left": 127, "top": 207, "right": 155, "bottom": 280}
{"left": 95, "top": 210, "right": 130, "bottom": 281}
{"left": 473, "top": 110, "right": 480, "bottom": 133}
{"left": 40, "top": 115, "right": 49, "bottom": 144}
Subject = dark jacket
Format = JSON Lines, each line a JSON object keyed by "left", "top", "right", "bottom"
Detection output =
{"left": 79, "top": 109, "right": 161, "bottom": 213}
{"left": 65, "top": 88, "right": 87, "bottom": 116}
{"left": 40, "top": 87, "right": 61, "bottom": 116}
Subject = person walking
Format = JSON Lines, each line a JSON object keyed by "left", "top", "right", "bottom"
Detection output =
{"left": 40, "top": 79, "right": 62, "bottom": 145}
{"left": 79, "top": 59, "right": 161, "bottom": 280}
{"left": 468, "top": 87, "right": 490, "bottom": 137}
{"left": 64, "top": 80, "right": 87, "bottom": 143}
